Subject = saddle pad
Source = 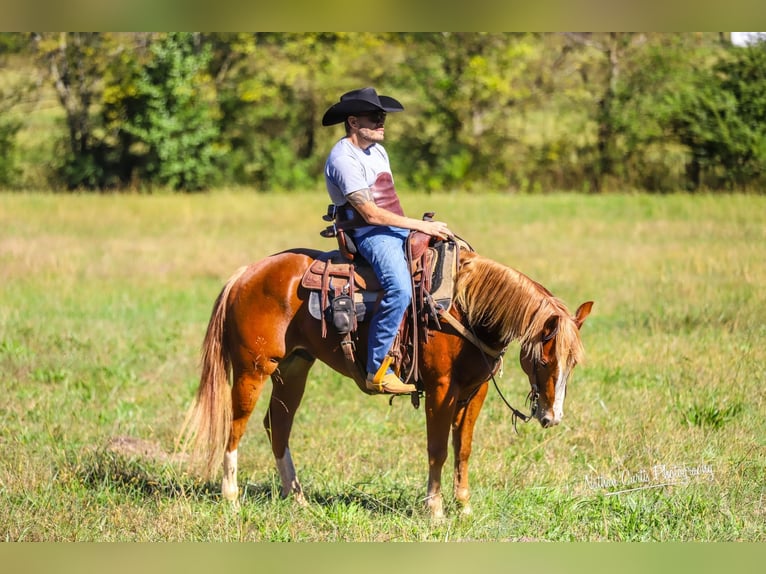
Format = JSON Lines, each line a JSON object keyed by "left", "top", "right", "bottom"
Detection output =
{"left": 308, "top": 290, "right": 380, "bottom": 321}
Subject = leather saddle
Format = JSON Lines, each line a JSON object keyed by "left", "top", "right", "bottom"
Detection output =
{"left": 300, "top": 232, "right": 458, "bottom": 328}
{"left": 300, "top": 213, "right": 463, "bottom": 391}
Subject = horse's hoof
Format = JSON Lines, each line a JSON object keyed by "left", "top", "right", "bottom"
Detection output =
{"left": 281, "top": 487, "right": 309, "bottom": 507}
{"left": 430, "top": 509, "right": 446, "bottom": 522}
{"left": 222, "top": 484, "right": 239, "bottom": 503}
{"left": 426, "top": 500, "right": 445, "bottom": 521}
{"left": 294, "top": 491, "right": 309, "bottom": 507}
{"left": 222, "top": 494, "right": 240, "bottom": 511}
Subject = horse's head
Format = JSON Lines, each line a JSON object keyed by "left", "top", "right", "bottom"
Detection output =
{"left": 520, "top": 301, "right": 593, "bottom": 428}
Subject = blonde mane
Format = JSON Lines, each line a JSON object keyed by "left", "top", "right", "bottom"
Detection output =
{"left": 454, "top": 253, "right": 584, "bottom": 369}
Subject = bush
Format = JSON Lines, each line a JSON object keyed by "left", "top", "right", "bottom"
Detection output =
{"left": 666, "top": 42, "right": 766, "bottom": 190}
{"left": 115, "top": 33, "right": 223, "bottom": 191}
{"left": 0, "top": 114, "right": 20, "bottom": 186}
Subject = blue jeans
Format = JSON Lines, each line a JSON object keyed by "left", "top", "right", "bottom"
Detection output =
{"left": 354, "top": 227, "right": 412, "bottom": 376}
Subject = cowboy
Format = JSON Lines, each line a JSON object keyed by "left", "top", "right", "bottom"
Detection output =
{"left": 322, "top": 87, "right": 453, "bottom": 395}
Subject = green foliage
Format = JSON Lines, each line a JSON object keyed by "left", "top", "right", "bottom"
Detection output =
{"left": 608, "top": 35, "right": 706, "bottom": 191}
{"left": 0, "top": 32, "right": 27, "bottom": 54}
{"left": 392, "top": 33, "right": 541, "bottom": 191}
{"left": 4, "top": 33, "right": 766, "bottom": 192}
{"left": 0, "top": 96, "right": 22, "bottom": 185}
{"left": 665, "top": 42, "right": 766, "bottom": 190}
{"left": 31, "top": 33, "right": 110, "bottom": 189}
{"left": 108, "top": 33, "right": 222, "bottom": 191}
{"left": 211, "top": 32, "right": 378, "bottom": 190}
{"left": 0, "top": 51, "right": 35, "bottom": 187}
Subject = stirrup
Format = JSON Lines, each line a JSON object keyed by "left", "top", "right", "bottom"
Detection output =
{"left": 366, "top": 356, "right": 416, "bottom": 394}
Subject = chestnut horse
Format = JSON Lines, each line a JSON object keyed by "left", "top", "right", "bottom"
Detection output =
{"left": 179, "top": 245, "right": 592, "bottom": 519}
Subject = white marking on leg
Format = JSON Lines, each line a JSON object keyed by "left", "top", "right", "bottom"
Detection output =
{"left": 222, "top": 449, "right": 239, "bottom": 502}
{"left": 425, "top": 492, "right": 445, "bottom": 521}
{"left": 552, "top": 367, "right": 569, "bottom": 423}
{"left": 455, "top": 486, "right": 472, "bottom": 516}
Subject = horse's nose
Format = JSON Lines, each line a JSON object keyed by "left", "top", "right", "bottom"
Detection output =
{"left": 540, "top": 414, "right": 560, "bottom": 428}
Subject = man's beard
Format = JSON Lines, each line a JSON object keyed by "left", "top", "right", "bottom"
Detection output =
{"left": 358, "top": 127, "right": 385, "bottom": 143}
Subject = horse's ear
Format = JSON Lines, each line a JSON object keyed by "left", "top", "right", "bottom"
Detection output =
{"left": 574, "top": 301, "right": 594, "bottom": 329}
{"left": 542, "top": 315, "right": 560, "bottom": 342}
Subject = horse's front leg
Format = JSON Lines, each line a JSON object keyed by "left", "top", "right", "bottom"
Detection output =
{"left": 425, "top": 379, "right": 457, "bottom": 520}
{"left": 452, "top": 382, "right": 489, "bottom": 516}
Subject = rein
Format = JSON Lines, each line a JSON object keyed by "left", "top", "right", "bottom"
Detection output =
{"left": 438, "top": 309, "right": 538, "bottom": 432}
{"left": 438, "top": 309, "right": 504, "bottom": 360}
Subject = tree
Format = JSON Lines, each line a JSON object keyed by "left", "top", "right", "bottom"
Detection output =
{"left": 15, "top": 32, "right": 763, "bottom": 193}
{"left": 32, "top": 32, "right": 111, "bottom": 188}
{"left": 112, "top": 33, "right": 222, "bottom": 190}
{"left": 666, "top": 41, "right": 766, "bottom": 190}
{"left": 32, "top": 33, "right": 223, "bottom": 190}
{"left": 561, "top": 33, "right": 643, "bottom": 191}
{"left": 606, "top": 34, "right": 723, "bottom": 191}
{"left": 394, "top": 33, "right": 538, "bottom": 191}
{"left": 0, "top": 88, "right": 22, "bottom": 186}
{"left": 209, "top": 32, "right": 388, "bottom": 190}
{"left": 0, "top": 36, "right": 31, "bottom": 186}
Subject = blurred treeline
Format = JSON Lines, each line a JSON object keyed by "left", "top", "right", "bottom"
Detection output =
{"left": 1, "top": 32, "right": 764, "bottom": 193}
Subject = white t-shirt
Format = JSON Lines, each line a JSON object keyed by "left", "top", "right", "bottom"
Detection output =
{"left": 324, "top": 137, "right": 395, "bottom": 237}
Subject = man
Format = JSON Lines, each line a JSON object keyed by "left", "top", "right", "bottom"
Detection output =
{"left": 322, "top": 87, "right": 453, "bottom": 395}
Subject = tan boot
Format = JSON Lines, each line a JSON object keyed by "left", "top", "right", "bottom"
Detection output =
{"left": 366, "top": 372, "right": 417, "bottom": 394}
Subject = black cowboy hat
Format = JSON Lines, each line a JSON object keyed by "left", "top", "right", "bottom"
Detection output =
{"left": 321, "top": 87, "right": 404, "bottom": 126}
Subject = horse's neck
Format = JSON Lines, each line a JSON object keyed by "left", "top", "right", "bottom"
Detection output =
{"left": 458, "top": 251, "right": 554, "bottom": 350}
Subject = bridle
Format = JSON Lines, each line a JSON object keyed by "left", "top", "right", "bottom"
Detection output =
{"left": 438, "top": 308, "right": 541, "bottom": 433}
{"left": 497, "top": 372, "right": 539, "bottom": 433}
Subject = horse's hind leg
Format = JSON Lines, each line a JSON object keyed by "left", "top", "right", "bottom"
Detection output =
{"left": 451, "top": 382, "right": 488, "bottom": 516}
{"left": 223, "top": 363, "right": 273, "bottom": 502}
{"left": 265, "top": 351, "right": 314, "bottom": 504}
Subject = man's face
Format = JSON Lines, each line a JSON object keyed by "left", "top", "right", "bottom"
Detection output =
{"left": 353, "top": 111, "right": 386, "bottom": 143}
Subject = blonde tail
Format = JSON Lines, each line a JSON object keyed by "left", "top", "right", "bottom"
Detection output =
{"left": 177, "top": 266, "right": 248, "bottom": 478}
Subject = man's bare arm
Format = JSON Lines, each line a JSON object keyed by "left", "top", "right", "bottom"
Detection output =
{"left": 346, "top": 188, "right": 453, "bottom": 240}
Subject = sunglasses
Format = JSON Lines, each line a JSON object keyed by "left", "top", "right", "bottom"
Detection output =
{"left": 357, "top": 111, "right": 387, "bottom": 124}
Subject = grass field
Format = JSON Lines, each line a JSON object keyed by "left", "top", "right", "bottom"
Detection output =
{"left": 0, "top": 190, "right": 764, "bottom": 542}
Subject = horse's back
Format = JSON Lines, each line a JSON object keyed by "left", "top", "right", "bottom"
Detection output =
{"left": 225, "top": 248, "right": 323, "bottom": 333}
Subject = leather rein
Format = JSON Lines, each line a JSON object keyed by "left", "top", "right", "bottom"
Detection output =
{"left": 437, "top": 308, "right": 539, "bottom": 432}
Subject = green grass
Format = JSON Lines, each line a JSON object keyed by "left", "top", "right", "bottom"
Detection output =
{"left": 0, "top": 190, "right": 764, "bottom": 541}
